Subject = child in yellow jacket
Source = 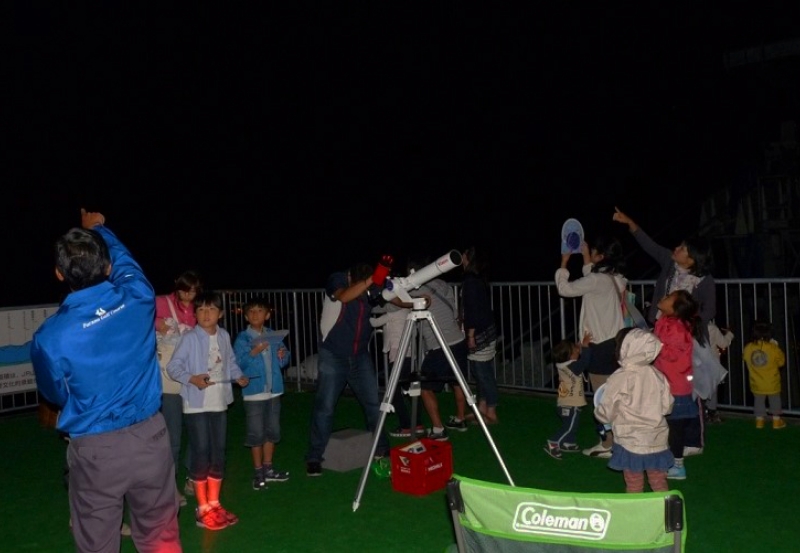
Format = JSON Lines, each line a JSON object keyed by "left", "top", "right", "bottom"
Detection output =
{"left": 743, "top": 321, "right": 786, "bottom": 429}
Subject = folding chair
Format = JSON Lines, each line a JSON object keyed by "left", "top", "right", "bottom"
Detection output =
{"left": 446, "top": 474, "right": 685, "bottom": 552}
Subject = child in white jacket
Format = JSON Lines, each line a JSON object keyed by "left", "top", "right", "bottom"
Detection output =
{"left": 595, "top": 328, "right": 674, "bottom": 493}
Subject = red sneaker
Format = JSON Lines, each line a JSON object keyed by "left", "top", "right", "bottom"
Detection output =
{"left": 215, "top": 505, "right": 239, "bottom": 526}
{"left": 196, "top": 506, "right": 228, "bottom": 531}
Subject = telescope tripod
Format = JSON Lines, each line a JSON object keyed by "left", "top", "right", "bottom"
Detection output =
{"left": 352, "top": 298, "right": 515, "bottom": 511}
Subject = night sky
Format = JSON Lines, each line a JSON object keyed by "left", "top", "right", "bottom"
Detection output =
{"left": 5, "top": 3, "right": 799, "bottom": 308}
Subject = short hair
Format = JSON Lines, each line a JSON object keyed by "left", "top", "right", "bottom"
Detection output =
{"left": 750, "top": 320, "right": 773, "bottom": 342}
{"left": 348, "top": 262, "right": 373, "bottom": 282}
{"left": 244, "top": 296, "right": 273, "bottom": 312}
{"left": 193, "top": 291, "right": 223, "bottom": 311}
{"left": 552, "top": 340, "right": 575, "bottom": 364}
{"left": 55, "top": 227, "right": 110, "bottom": 291}
{"left": 174, "top": 270, "right": 203, "bottom": 293}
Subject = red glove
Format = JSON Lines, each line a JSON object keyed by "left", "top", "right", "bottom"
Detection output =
{"left": 371, "top": 255, "right": 394, "bottom": 287}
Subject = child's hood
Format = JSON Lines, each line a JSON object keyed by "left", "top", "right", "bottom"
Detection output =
{"left": 619, "top": 329, "right": 662, "bottom": 367}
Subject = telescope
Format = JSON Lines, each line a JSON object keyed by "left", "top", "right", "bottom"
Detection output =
{"left": 355, "top": 247, "right": 514, "bottom": 511}
{"left": 381, "top": 249, "right": 462, "bottom": 303}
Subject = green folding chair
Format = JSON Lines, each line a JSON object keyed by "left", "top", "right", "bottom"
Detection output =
{"left": 446, "top": 474, "right": 685, "bottom": 552}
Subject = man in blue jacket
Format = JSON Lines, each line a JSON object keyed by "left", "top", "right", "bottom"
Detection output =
{"left": 31, "top": 209, "right": 182, "bottom": 553}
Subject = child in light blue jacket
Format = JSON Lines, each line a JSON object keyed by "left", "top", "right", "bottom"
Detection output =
{"left": 166, "top": 291, "right": 248, "bottom": 531}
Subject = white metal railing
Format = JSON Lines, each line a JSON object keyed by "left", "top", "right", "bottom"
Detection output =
{"left": 2, "top": 278, "right": 799, "bottom": 416}
{"left": 219, "top": 278, "right": 800, "bottom": 417}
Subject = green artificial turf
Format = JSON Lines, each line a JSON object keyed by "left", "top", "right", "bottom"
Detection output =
{"left": 2, "top": 389, "right": 797, "bottom": 552}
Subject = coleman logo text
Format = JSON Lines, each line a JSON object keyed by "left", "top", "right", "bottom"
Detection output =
{"left": 513, "top": 502, "right": 610, "bottom": 540}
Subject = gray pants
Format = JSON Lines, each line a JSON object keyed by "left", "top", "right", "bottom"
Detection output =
{"left": 161, "top": 393, "right": 184, "bottom": 468}
{"left": 68, "top": 412, "right": 182, "bottom": 553}
{"left": 754, "top": 393, "right": 782, "bottom": 418}
{"left": 705, "top": 390, "right": 718, "bottom": 411}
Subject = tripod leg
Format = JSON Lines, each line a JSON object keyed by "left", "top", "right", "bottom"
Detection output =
{"left": 408, "top": 381, "right": 422, "bottom": 438}
{"left": 427, "top": 315, "right": 515, "bottom": 487}
{"left": 352, "top": 315, "right": 416, "bottom": 511}
{"left": 408, "top": 323, "right": 423, "bottom": 438}
{"left": 353, "top": 309, "right": 515, "bottom": 511}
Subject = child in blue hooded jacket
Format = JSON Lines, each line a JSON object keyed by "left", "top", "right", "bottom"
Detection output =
{"left": 234, "top": 297, "right": 292, "bottom": 490}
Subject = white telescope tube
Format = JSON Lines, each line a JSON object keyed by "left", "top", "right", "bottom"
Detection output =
{"left": 381, "top": 250, "right": 463, "bottom": 302}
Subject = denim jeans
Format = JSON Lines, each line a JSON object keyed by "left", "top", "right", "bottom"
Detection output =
{"left": 306, "top": 347, "right": 389, "bottom": 462}
{"left": 185, "top": 411, "right": 227, "bottom": 481}
{"left": 469, "top": 358, "right": 499, "bottom": 408}
{"left": 244, "top": 397, "right": 282, "bottom": 447}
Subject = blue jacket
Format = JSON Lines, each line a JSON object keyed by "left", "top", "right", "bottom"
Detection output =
{"left": 166, "top": 324, "right": 243, "bottom": 409}
{"left": 30, "top": 226, "right": 162, "bottom": 438}
{"left": 234, "top": 326, "right": 290, "bottom": 397}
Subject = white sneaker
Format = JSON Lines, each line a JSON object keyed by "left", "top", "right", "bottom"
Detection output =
{"left": 683, "top": 446, "right": 704, "bottom": 457}
{"left": 582, "top": 442, "right": 612, "bottom": 458}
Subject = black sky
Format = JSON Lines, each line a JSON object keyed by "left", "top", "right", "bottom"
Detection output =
{"left": 5, "top": 3, "right": 800, "bottom": 308}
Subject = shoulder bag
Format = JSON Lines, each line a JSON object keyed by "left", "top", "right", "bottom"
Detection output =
{"left": 606, "top": 274, "right": 648, "bottom": 330}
